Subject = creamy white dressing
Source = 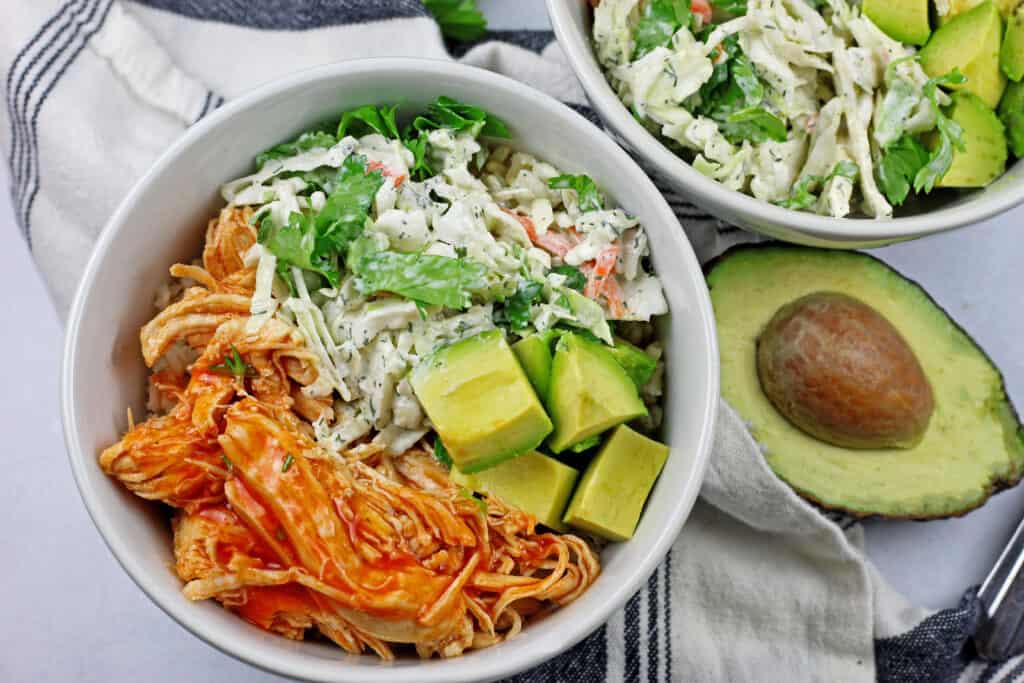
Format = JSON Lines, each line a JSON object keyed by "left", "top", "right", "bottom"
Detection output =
{"left": 594, "top": 0, "right": 949, "bottom": 218}
{"left": 222, "top": 123, "right": 667, "bottom": 454}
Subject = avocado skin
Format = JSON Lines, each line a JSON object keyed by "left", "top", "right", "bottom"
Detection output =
{"left": 705, "top": 243, "right": 1024, "bottom": 520}
{"left": 999, "top": 80, "right": 1024, "bottom": 156}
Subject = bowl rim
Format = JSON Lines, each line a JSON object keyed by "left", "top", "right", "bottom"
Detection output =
{"left": 545, "top": 0, "right": 1024, "bottom": 243}
{"left": 60, "top": 57, "right": 719, "bottom": 682}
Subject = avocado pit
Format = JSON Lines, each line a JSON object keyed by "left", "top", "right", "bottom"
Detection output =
{"left": 756, "top": 291, "right": 934, "bottom": 450}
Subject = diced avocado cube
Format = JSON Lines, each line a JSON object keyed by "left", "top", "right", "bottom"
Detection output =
{"left": 562, "top": 425, "right": 669, "bottom": 541}
{"left": 546, "top": 333, "right": 647, "bottom": 453}
{"left": 513, "top": 334, "right": 554, "bottom": 400}
{"left": 863, "top": 0, "right": 930, "bottom": 45}
{"left": 607, "top": 337, "right": 658, "bottom": 389}
{"left": 1002, "top": 8, "right": 1024, "bottom": 82}
{"left": 450, "top": 451, "right": 579, "bottom": 531}
{"left": 939, "top": 0, "right": 1018, "bottom": 24}
{"left": 411, "top": 330, "right": 553, "bottom": 474}
{"left": 921, "top": 1, "right": 1007, "bottom": 109}
{"left": 936, "top": 92, "right": 1008, "bottom": 188}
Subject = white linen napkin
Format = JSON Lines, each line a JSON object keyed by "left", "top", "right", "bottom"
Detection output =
{"left": 1, "top": 2, "right": 1010, "bottom": 680}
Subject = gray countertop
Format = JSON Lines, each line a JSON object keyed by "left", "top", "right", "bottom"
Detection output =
{"left": 2, "top": 1, "right": 1022, "bottom": 680}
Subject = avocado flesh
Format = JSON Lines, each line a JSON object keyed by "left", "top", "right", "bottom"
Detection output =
{"left": 450, "top": 451, "right": 578, "bottom": 531}
{"left": 513, "top": 334, "right": 554, "bottom": 400}
{"left": 562, "top": 425, "right": 669, "bottom": 541}
{"left": 1003, "top": 9, "right": 1024, "bottom": 81}
{"left": 937, "top": 92, "right": 1008, "bottom": 187}
{"left": 607, "top": 337, "right": 658, "bottom": 389}
{"left": 411, "top": 330, "right": 553, "bottom": 474}
{"left": 707, "top": 245, "right": 1024, "bottom": 518}
{"left": 863, "top": 0, "right": 930, "bottom": 44}
{"left": 939, "top": 0, "right": 1019, "bottom": 23}
{"left": 921, "top": 1, "right": 1007, "bottom": 109}
{"left": 999, "top": 80, "right": 1024, "bottom": 156}
{"left": 546, "top": 333, "right": 648, "bottom": 453}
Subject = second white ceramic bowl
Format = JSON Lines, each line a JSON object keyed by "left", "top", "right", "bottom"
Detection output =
{"left": 547, "top": 0, "right": 1024, "bottom": 248}
{"left": 61, "top": 58, "right": 719, "bottom": 682}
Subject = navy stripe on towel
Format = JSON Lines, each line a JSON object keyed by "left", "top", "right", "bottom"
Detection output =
{"left": 7, "top": 0, "right": 90, "bottom": 200}
{"left": 502, "top": 623, "right": 608, "bottom": 683}
{"left": 876, "top": 588, "right": 982, "bottom": 683}
{"left": 647, "top": 563, "right": 661, "bottom": 681}
{"left": 20, "top": 0, "right": 114, "bottom": 244}
{"left": 624, "top": 589, "right": 642, "bottom": 683}
{"left": 130, "top": 0, "right": 427, "bottom": 30}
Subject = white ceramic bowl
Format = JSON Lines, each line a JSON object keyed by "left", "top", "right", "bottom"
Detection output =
{"left": 61, "top": 58, "right": 718, "bottom": 683}
{"left": 547, "top": 0, "right": 1024, "bottom": 248}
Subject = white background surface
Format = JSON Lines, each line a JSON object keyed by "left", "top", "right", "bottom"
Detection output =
{"left": 1, "top": 1, "right": 1022, "bottom": 681}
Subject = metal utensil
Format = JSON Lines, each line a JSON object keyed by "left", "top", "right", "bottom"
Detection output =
{"left": 976, "top": 514, "right": 1024, "bottom": 660}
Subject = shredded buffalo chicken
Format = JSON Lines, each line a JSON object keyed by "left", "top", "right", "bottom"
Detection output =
{"left": 99, "top": 207, "right": 600, "bottom": 659}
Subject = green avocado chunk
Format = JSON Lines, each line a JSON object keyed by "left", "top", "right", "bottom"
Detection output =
{"left": 449, "top": 451, "right": 579, "bottom": 531}
{"left": 999, "top": 80, "right": 1024, "bottom": 156}
{"left": 546, "top": 333, "right": 648, "bottom": 453}
{"left": 863, "top": 0, "right": 930, "bottom": 45}
{"left": 1002, "top": 8, "right": 1024, "bottom": 81}
{"left": 939, "top": 0, "right": 1019, "bottom": 23}
{"left": 606, "top": 337, "right": 658, "bottom": 389}
{"left": 562, "top": 425, "right": 669, "bottom": 541}
{"left": 707, "top": 245, "right": 1024, "bottom": 519}
{"left": 411, "top": 330, "right": 553, "bottom": 474}
{"left": 921, "top": 1, "right": 1007, "bottom": 109}
{"left": 513, "top": 334, "right": 554, "bottom": 400}
{"left": 936, "top": 92, "right": 1007, "bottom": 188}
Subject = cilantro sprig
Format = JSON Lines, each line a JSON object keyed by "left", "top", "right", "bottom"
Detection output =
{"left": 548, "top": 174, "right": 606, "bottom": 212}
{"left": 693, "top": 35, "right": 787, "bottom": 144}
{"left": 777, "top": 161, "right": 860, "bottom": 211}
{"left": 634, "top": 0, "right": 694, "bottom": 59}
{"left": 877, "top": 135, "right": 930, "bottom": 207}
{"left": 913, "top": 69, "right": 967, "bottom": 194}
{"left": 210, "top": 345, "right": 257, "bottom": 380}
{"left": 257, "top": 155, "right": 384, "bottom": 288}
{"left": 493, "top": 280, "right": 544, "bottom": 330}
{"left": 422, "top": 0, "right": 487, "bottom": 42}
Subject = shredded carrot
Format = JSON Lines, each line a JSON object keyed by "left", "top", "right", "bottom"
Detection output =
{"left": 366, "top": 161, "right": 406, "bottom": 187}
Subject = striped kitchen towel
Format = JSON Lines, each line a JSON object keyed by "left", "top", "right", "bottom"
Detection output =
{"left": 0, "top": 1, "right": 1015, "bottom": 680}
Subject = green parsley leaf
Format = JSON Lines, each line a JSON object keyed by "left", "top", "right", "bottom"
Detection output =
{"left": 336, "top": 104, "right": 400, "bottom": 140}
{"left": 494, "top": 280, "right": 544, "bottom": 330}
{"left": 720, "top": 106, "right": 787, "bottom": 143}
{"left": 281, "top": 454, "right": 294, "bottom": 473}
{"left": 633, "top": 0, "right": 692, "bottom": 59}
{"left": 913, "top": 69, "right": 968, "bottom": 194}
{"left": 551, "top": 264, "right": 587, "bottom": 292}
{"left": 710, "top": 0, "right": 747, "bottom": 15}
{"left": 210, "top": 345, "right": 257, "bottom": 380}
{"left": 255, "top": 130, "right": 337, "bottom": 169}
{"left": 433, "top": 436, "right": 453, "bottom": 468}
{"left": 777, "top": 161, "right": 860, "bottom": 210}
{"left": 422, "top": 0, "right": 487, "bottom": 42}
{"left": 404, "top": 96, "right": 510, "bottom": 181}
{"left": 877, "top": 135, "right": 931, "bottom": 206}
{"left": 347, "top": 237, "right": 490, "bottom": 309}
{"left": 548, "top": 174, "right": 606, "bottom": 212}
{"left": 257, "top": 155, "right": 384, "bottom": 287}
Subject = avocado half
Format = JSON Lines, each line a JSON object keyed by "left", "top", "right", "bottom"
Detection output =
{"left": 707, "top": 244, "right": 1024, "bottom": 519}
